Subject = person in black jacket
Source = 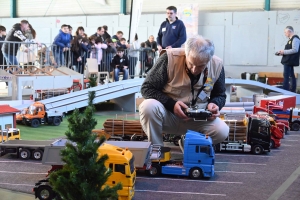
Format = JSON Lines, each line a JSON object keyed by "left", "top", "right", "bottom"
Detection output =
{"left": 111, "top": 47, "right": 129, "bottom": 81}
{"left": 145, "top": 35, "right": 158, "bottom": 69}
{"left": 276, "top": 26, "right": 300, "bottom": 92}
{"left": 0, "top": 25, "right": 6, "bottom": 68}
{"left": 1, "top": 20, "right": 29, "bottom": 67}
{"left": 102, "top": 25, "right": 111, "bottom": 41}
{"left": 71, "top": 35, "right": 84, "bottom": 72}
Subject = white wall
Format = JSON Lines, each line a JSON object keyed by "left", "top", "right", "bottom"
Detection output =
{"left": 1, "top": 10, "right": 300, "bottom": 81}
{"left": 0, "top": 115, "right": 14, "bottom": 129}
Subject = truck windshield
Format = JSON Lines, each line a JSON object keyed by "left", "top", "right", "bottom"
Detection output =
{"left": 129, "top": 156, "right": 135, "bottom": 174}
{"left": 21, "top": 109, "right": 27, "bottom": 114}
{"left": 29, "top": 106, "right": 36, "bottom": 115}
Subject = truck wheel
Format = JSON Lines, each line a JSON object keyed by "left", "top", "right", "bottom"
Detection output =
{"left": 173, "top": 136, "right": 181, "bottom": 146}
{"left": 189, "top": 167, "right": 203, "bottom": 179}
{"left": 19, "top": 149, "right": 31, "bottom": 160}
{"left": 270, "top": 140, "right": 275, "bottom": 149}
{"left": 52, "top": 117, "right": 61, "bottom": 126}
{"left": 251, "top": 145, "right": 263, "bottom": 155}
{"left": 146, "top": 164, "right": 161, "bottom": 177}
{"left": 291, "top": 122, "right": 300, "bottom": 131}
{"left": 32, "top": 149, "right": 43, "bottom": 160}
{"left": 36, "top": 185, "right": 54, "bottom": 200}
{"left": 16, "top": 120, "right": 22, "bottom": 124}
{"left": 31, "top": 119, "right": 40, "bottom": 128}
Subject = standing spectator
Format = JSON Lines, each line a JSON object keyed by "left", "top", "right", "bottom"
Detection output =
{"left": 145, "top": 35, "right": 158, "bottom": 68}
{"left": 90, "top": 37, "right": 107, "bottom": 83}
{"left": 71, "top": 35, "right": 82, "bottom": 72}
{"left": 1, "top": 20, "right": 29, "bottom": 67}
{"left": 111, "top": 47, "right": 129, "bottom": 81}
{"left": 93, "top": 27, "right": 105, "bottom": 42}
{"left": 119, "top": 38, "right": 128, "bottom": 50}
{"left": 53, "top": 24, "right": 71, "bottom": 67}
{"left": 103, "top": 38, "right": 117, "bottom": 75}
{"left": 75, "top": 26, "right": 85, "bottom": 37}
{"left": 112, "top": 31, "right": 124, "bottom": 47}
{"left": 17, "top": 24, "right": 40, "bottom": 68}
{"left": 0, "top": 25, "right": 6, "bottom": 68}
{"left": 68, "top": 25, "right": 73, "bottom": 37}
{"left": 277, "top": 26, "right": 300, "bottom": 93}
{"left": 157, "top": 6, "right": 187, "bottom": 52}
{"left": 82, "top": 33, "right": 88, "bottom": 38}
{"left": 128, "top": 34, "right": 139, "bottom": 78}
{"left": 102, "top": 25, "right": 111, "bottom": 41}
{"left": 139, "top": 42, "right": 152, "bottom": 78}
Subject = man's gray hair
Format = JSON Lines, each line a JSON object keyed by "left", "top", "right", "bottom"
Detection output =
{"left": 185, "top": 35, "right": 215, "bottom": 61}
{"left": 285, "top": 26, "right": 294, "bottom": 32}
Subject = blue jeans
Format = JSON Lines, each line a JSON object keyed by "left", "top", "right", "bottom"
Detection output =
{"left": 114, "top": 68, "right": 128, "bottom": 81}
{"left": 3, "top": 52, "right": 18, "bottom": 66}
{"left": 283, "top": 65, "right": 296, "bottom": 92}
{"left": 53, "top": 50, "right": 65, "bottom": 67}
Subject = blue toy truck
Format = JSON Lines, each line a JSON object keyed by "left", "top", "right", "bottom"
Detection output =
{"left": 147, "top": 130, "right": 215, "bottom": 179}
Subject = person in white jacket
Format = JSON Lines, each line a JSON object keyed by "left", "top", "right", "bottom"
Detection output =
{"left": 128, "top": 34, "right": 140, "bottom": 79}
{"left": 90, "top": 37, "right": 107, "bottom": 83}
{"left": 17, "top": 24, "right": 40, "bottom": 68}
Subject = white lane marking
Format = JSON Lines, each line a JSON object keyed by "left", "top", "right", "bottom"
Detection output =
{"left": 283, "top": 139, "right": 298, "bottom": 141}
{"left": 280, "top": 144, "right": 292, "bottom": 147}
{"left": 267, "top": 165, "right": 300, "bottom": 200}
{"left": 285, "top": 134, "right": 300, "bottom": 137}
{"left": 215, "top": 154, "right": 273, "bottom": 157}
{"left": 215, "top": 162, "right": 266, "bottom": 166}
{"left": 135, "top": 190, "right": 226, "bottom": 196}
{"left": 271, "top": 149, "right": 283, "bottom": 151}
{"left": 0, "top": 170, "right": 47, "bottom": 175}
{"left": 0, "top": 160, "right": 41, "bottom": 164}
{"left": 0, "top": 182, "right": 34, "bottom": 187}
{"left": 215, "top": 171, "right": 256, "bottom": 174}
{"left": 137, "top": 177, "right": 243, "bottom": 184}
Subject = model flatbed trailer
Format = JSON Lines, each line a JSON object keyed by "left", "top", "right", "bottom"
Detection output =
{"left": 42, "top": 139, "right": 161, "bottom": 170}
{"left": 0, "top": 139, "right": 56, "bottom": 160}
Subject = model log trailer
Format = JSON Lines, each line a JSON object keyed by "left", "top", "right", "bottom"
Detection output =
{"left": 16, "top": 102, "right": 63, "bottom": 128}
{"left": 100, "top": 119, "right": 181, "bottom": 146}
{"left": 33, "top": 139, "right": 160, "bottom": 200}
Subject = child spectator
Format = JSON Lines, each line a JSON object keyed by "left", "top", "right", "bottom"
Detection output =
{"left": 111, "top": 47, "right": 129, "bottom": 81}
{"left": 75, "top": 26, "right": 85, "bottom": 37}
{"left": 139, "top": 42, "right": 152, "bottom": 78}
{"left": 112, "top": 31, "right": 123, "bottom": 47}
{"left": 119, "top": 38, "right": 127, "bottom": 50}
{"left": 53, "top": 24, "right": 71, "bottom": 67}
{"left": 90, "top": 37, "right": 107, "bottom": 83}
{"left": 37, "top": 47, "right": 56, "bottom": 67}
{"left": 103, "top": 38, "right": 117, "bottom": 73}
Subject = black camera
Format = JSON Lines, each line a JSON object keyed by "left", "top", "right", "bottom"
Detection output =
{"left": 275, "top": 52, "right": 280, "bottom": 56}
{"left": 183, "top": 107, "right": 212, "bottom": 120}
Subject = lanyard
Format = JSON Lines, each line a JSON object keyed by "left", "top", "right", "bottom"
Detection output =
{"left": 189, "top": 67, "right": 208, "bottom": 106}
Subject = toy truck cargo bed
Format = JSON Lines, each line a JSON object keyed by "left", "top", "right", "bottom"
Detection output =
{"left": 106, "top": 141, "right": 160, "bottom": 169}
{"left": 42, "top": 139, "right": 68, "bottom": 165}
{"left": 0, "top": 140, "right": 54, "bottom": 147}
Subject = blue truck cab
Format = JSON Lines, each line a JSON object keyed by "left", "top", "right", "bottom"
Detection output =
{"left": 147, "top": 130, "right": 215, "bottom": 179}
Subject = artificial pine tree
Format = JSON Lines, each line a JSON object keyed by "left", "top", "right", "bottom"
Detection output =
{"left": 88, "top": 75, "right": 98, "bottom": 87}
{"left": 49, "top": 91, "right": 122, "bottom": 200}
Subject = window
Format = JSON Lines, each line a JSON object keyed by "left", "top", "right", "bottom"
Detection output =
{"left": 5, "top": 124, "right": 12, "bottom": 129}
{"left": 13, "top": 130, "right": 19, "bottom": 136}
{"left": 129, "top": 156, "right": 135, "bottom": 174}
{"left": 258, "top": 127, "right": 268, "bottom": 136}
{"left": 115, "top": 164, "right": 125, "bottom": 174}
{"left": 200, "top": 146, "right": 210, "bottom": 154}
{"left": 109, "top": 163, "right": 113, "bottom": 170}
{"left": 195, "top": 146, "right": 199, "bottom": 153}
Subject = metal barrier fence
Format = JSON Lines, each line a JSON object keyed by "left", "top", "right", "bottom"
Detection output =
{"left": 0, "top": 41, "right": 159, "bottom": 82}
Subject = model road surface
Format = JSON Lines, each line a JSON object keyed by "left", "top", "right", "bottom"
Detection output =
{"left": 0, "top": 132, "right": 299, "bottom": 200}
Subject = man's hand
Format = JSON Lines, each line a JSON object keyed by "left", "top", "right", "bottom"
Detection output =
{"left": 158, "top": 45, "right": 162, "bottom": 52}
{"left": 124, "top": 66, "right": 128, "bottom": 69}
{"left": 152, "top": 49, "right": 155, "bottom": 52}
{"left": 174, "top": 101, "right": 189, "bottom": 120}
{"left": 206, "top": 103, "right": 220, "bottom": 120}
{"left": 279, "top": 50, "right": 284, "bottom": 55}
{"left": 165, "top": 46, "right": 172, "bottom": 49}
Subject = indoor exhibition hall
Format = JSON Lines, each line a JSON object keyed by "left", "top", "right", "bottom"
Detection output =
{"left": 0, "top": 0, "right": 299, "bottom": 200}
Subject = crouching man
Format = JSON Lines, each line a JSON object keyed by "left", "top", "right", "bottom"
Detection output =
{"left": 139, "top": 35, "right": 229, "bottom": 149}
